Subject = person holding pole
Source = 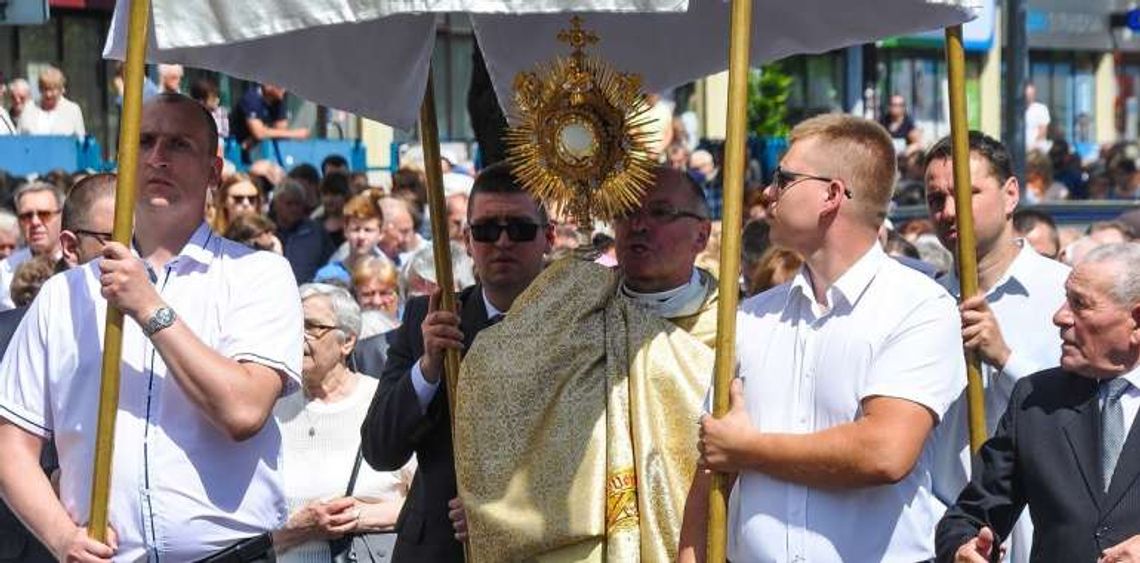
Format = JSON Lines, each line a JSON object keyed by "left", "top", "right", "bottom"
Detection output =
{"left": 679, "top": 114, "right": 965, "bottom": 563}
{"left": 451, "top": 166, "right": 717, "bottom": 562}
{"left": 0, "top": 93, "right": 303, "bottom": 562}
{"left": 936, "top": 242, "right": 1140, "bottom": 562}
{"left": 359, "top": 162, "right": 553, "bottom": 563}
{"left": 924, "top": 131, "right": 1069, "bottom": 563}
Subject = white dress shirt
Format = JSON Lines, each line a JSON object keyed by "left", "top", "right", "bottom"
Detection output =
{"left": 729, "top": 243, "right": 965, "bottom": 563}
{"left": 0, "top": 223, "right": 303, "bottom": 562}
{"left": 932, "top": 242, "right": 1069, "bottom": 563}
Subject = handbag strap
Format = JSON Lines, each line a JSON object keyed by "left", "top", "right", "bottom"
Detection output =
{"left": 344, "top": 443, "right": 365, "bottom": 496}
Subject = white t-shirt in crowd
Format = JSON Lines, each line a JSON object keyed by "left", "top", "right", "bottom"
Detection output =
{"left": 1025, "top": 101, "right": 1050, "bottom": 153}
{"left": 17, "top": 97, "right": 86, "bottom": 136}
{"left": 727, "top": 243, "right": 965, "bottom": 563}
{"left": 0, "top": 247, "right": 31, "bottom": 310}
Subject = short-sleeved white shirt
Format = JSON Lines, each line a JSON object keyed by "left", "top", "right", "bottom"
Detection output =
{"left": 0, "top": 223, "right": 303, "bottom": 562}
{"left": 728, "top": 243, "right": 965, "bottom": 563}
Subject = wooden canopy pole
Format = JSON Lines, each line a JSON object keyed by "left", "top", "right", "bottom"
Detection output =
{"left": 944, "top": 25, "right": 987, "bottom": 453}
{"left": 88, "top": 0, "right": 149, "bottom": 542}
{"left": 706, "top": 0, "right": 753, "bottom": 560}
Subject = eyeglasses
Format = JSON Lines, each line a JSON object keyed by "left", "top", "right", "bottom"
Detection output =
{"left": 74, "top": 229, "right": 113, "bottom": 245}
{"left": 303, "top": 321, "right": 339, "bottom": 340}
{"left": 17, "top": 209, "right": 60, "bottom": 225}
{"left": 617, "top": 202, "right": 707, "bottom": 225}
{"left": 770, "top": 166, "right": 853, "bottom": 199}
{"left": 228, "top": 194, "right": 259, "bottom": 205}
{"left": 469, "top": 219, "right": 544, "bottom": 243}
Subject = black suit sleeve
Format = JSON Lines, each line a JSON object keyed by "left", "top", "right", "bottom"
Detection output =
{"left": 360, "top": 297, "right": 448, "bottom": 471}
{"left": 936, "top": 378, "right": 1030, "bottom": 562}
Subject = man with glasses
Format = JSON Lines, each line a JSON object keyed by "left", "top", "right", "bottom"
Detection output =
{"left": 0, "top": 94, "right": 303, "bottom": 562}
{"left": 680, "top": 114, "right": 964, "bottom": 562}
{"left": 0, "top": 172, "right": 116, "bottom": 563}
{"left": 452, "top": 166, "right": 717, "bottom": 561}
{"left": 361, "top": 161, "right": 553, "bottom": 563}
{"left": 0, "top": 181, "right": 64, "bottom": 310}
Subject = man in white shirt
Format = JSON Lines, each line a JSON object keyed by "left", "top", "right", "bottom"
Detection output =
{"left": 17, "top": 66, "right": 86, "bottom": 137}
{"left": 1024, "top": 84, "right": 1050, "bottom": 155}
{"left": 0, "top": 93, "right": 303, "bottom": 562}
{"left": 0, "top": 181, "right": 64, "bottom": 310}
{"left": 923, "top": 131, "right": 1069, "bottom": 563}
{"left": 680, "top": 114, "right": 965, "bottom": 563}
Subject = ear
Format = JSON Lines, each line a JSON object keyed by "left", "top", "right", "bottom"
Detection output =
{"left": 694, "top": 220, "right": 711, "bottom": 252}
{"left": 821, "top": 179, "right": 846, "bottom": 215}
{"left": 1131, "top": 302, "right": 1140, "bottom": 342}
{"left": 543, "top": 223, "right": 556, "bottom": 254}
{"left": 208, "top": 156, "right": 223, "bottom": 190}
{"left": 1002, "top": 176, "right": 1020, "bottom": 216}
{"left": 59, "top": 231, "right": 80, "bottom": 267}
{"left": 340, "top": 332, "right": 358, "bottom": 357}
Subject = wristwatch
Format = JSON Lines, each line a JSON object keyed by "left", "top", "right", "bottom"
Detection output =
{"left": 142, "top": 306, "right": 177, "bottom": 337}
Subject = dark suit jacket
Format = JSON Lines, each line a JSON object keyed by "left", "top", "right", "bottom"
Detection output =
{"left": 361, "top": 286, "right": 488, "bottom": 563}
{"left": 350, "top": 331, "right": 392, "bottom": 379}
{"left": 0, "top": 306, "right": 53, "bottom": 563}
{"left": 937, "top": 368, "right": 1140, "bottom": 562}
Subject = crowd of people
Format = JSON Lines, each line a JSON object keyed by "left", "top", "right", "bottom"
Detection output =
{"left": 1, "top": 87, "right": 1140, "bottom": 563}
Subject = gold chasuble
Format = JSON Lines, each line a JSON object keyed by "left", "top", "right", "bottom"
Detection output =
{"left": 454, "top": 258, "right": 717, "bottom": 562}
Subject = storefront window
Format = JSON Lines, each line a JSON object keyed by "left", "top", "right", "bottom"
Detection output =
{"left": 1029, "top": 52, "right": 1097, "bottom": 148}
{"left": 876, "top": 50, "right": 981, "bottom": 144}
{"left": 784, "top": 51, "right": 845, "bottom": 124}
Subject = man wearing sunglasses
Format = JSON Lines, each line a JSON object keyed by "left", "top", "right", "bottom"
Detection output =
{"left": 681, "top": 114, "right": 965, "bottom": 563}
{"left": 361, "top": 161, "right": 553, "bottom": 563}
{"left": 0, "top": 172, "right": 117, "bottom": 563}
{"left": 0, "top": 181, "right": 64, "bottom": 311}
{"left": 452, "top": 166, "right": 718, "bottom": 561}
{"left": 924, "top": 132, "right": 1069, "bottom": 563}
{"left": 0, "top": 94, "right": 303, "bottom": 562}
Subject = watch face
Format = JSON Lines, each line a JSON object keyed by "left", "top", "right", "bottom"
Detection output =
{"left": 155, "top": 307, "right": 174, "bottom": 324}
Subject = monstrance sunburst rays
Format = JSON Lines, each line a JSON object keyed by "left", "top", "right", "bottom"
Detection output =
{"left": 506, "top": 16, "right": 658, "bottom": 224}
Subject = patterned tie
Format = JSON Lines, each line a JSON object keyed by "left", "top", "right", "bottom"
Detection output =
{"left": 1101, "top": 377, "right": 1132, "bottom": 491}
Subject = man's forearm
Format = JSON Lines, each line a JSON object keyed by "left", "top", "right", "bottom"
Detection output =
{"left": 150, "top": 319, "right": 282, "bottom": 441}
{"left": 742, "top": 420, "right": 925, "bottom": 489}
{"left": 0, "top": 424, "right": 75, "bottom": 559}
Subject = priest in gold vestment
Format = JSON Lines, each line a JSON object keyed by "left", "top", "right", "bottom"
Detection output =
{"left": 454, "top": 168, "right": 717, "bottom": 562}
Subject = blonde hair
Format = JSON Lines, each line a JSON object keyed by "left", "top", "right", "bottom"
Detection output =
{"left": 352, "top": 256, "right": 398, "bottom": 289}
{"left": 789, "top": 114, "right": 897, "bottom": 228}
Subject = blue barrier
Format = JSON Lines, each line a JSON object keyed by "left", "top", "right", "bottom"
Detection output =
{"left": 0, "top": 135, "right": 104, "bottom": 176}
{"left": 256, "top": 139, "right": 364, "bottom": 172}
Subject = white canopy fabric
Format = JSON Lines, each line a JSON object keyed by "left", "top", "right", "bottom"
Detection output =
{"left": 104, "top": 0, "right": 977, "bottom": 130}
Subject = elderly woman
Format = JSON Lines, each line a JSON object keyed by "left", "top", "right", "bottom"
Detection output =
{"left": 351, "top": 256, "right": 399, "bottom": 321}
{"left": 273, "top": 284, "right": 413, "bottom": 562}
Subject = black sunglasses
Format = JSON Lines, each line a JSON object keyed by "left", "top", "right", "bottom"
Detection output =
{"left": 469, "top": 220, "right": 544, "bottom": 243}
{"left": 74, "top": 229, "right": 113, "bottom": 244}
{"left": 771, "top": 166, "right": 853, "bottom": 199}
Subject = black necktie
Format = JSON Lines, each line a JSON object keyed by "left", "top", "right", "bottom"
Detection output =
{"left": 487, "top": 313, "right": 505, "bottom": 326}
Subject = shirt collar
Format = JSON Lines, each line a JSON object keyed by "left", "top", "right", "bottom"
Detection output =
{"left": 166, "top": 222, "right": 217, "bottom": 268}
{"left": 942, "top": 239, "right": 1032, "bottom": 298}
{"left": 1117, "top": 363, "right": 1140, "bottom": 391}
{"left": 789, "top": 243, "right": 885, "bottom": 311}
{"left": 481, "top": 288, "right": 504, "bottom": 319}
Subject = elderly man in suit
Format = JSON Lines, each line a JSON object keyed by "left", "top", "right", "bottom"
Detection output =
{"left": 360, "top": 162, "right": 553, "bottom": 562}
{"left": 937, "top": 242, "right": 1140, "bottom": 562}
